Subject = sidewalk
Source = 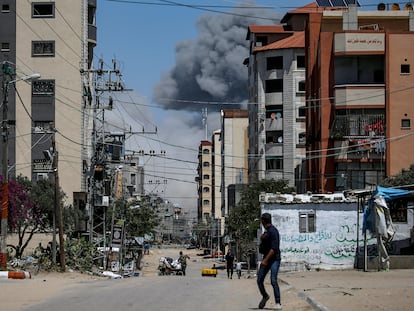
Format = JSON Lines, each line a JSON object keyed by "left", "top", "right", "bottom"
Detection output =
{"left": 279, "top": 269, "right": 414, "bottom": 311}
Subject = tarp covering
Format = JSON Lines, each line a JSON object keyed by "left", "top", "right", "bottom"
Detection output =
{"left": 362, "top": 186, "right": 413, "bottom": 270}
{"left": 363, "top": 186, "right": 411, "bottom": 235}
{"left": 374, "top": 186, "right": 412, "bottom": 202}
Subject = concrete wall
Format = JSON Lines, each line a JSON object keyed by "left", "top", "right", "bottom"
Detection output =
{"left": 262, "top": 201, "right": 413, "bottom": 270}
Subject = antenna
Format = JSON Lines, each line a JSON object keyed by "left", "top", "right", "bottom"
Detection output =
{"left": 202, "top": 107, "right": 208, "bottom": 140}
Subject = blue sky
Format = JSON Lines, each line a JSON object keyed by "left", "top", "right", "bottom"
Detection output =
{"left": 94, "top": 0, "right": 372, "bottom": 213}
{"left": 96, "top": 0, "right": 305, "bottom": 101}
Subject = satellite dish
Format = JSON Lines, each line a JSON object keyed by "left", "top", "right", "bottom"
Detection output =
{"left": 278, "top": 136, "right": 283, "bottom": 143}
{"left": 270, "top": 112, "right": 276, "bottom": 120}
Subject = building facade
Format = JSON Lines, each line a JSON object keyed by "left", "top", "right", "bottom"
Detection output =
{"left": 212, "top": 129, "right": 223, "bottom": 234}
{"left": 247, "top": 2, "right": 414, "bottom": 194}
{"left": 196, "top": 110, "right": 249, "bottom": 238}
{"left": 0, "top": 0, "right": 96, "bottom": 205}
{"left": 288, "top": 2, "right": 414, "bottom": 192}
{"left": 245, "top": 25, "right": 307, "bottom": 192}
{"left": 220, "top": 109, "right": 249, "bottom": 218}
{"left": 197, "top": 140, "right": 213, "bottom": 223}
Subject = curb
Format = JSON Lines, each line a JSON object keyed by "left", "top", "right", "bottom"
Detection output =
{"left": 281, "top": 277, "right": 331, "bottom": 311}
{"left": 0, "top": 271, "right": 31, "bottom": 279}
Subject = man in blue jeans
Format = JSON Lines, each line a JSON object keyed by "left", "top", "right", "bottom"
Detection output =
{"left": 257, "top": 213, "right": 282, "bottom": 310}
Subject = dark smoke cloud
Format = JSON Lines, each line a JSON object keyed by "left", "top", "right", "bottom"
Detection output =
{"left": 153, "top": 1, "right": 280, "bottom": 111}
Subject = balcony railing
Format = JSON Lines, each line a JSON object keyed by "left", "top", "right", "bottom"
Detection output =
{"left": 331, "top": 114, "right": 384, "bottom": 138}
{"left": 88, "top": 24, "right": 97, "bottom": 44}
{"left": 334, "top": 139, "right": 386, "bottom": 161}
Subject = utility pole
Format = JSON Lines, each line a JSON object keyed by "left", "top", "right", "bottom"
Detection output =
{"left": 1, "top": 62, "right": 40, "bottom": 270}
{"left": 85, "top": 58, "right": 126, "bottom": 269}
{"left": 51, "top": 132, "right": 66, "bottom": 271}
{"left": 0, "top": 63, "right": 11, "bottom": 270}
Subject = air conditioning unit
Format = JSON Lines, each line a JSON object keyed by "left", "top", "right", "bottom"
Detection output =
{"left": 37, "top": 173, "right": 48, "bottom": 181}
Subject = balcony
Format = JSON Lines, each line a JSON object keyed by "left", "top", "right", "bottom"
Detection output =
{"left": 265, "top": 143, "right": 283, "bottom": 155}
{"left": 331, "top": 114, "right": 384, "bottom": 138}
{"left": 265, "top": 117, "right": 283, "bottom": 131}
{"left": 334, "top": 139, "right": 385, "bottom": 161}
{"left": 334, "top": 85, "right": 385, "bottom": 107}
{"left": 88, "top": 24, "right": 97, "bottom": 44}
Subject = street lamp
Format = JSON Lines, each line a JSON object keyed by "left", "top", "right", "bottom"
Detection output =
{"left": 1, "top": 62, "right": 40, "bottom": 270}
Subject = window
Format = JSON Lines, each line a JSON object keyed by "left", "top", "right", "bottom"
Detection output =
{"left": 265, "top": 79, "right": 283, "bottom": 93}
{"left": 32, "top": 2, "right": 55, "bottom": 18}
{"left": 203, "top": 148, "right": 210, "bottom": 154}
{"left": 1, "top": 42, "right": 10, "bottom": 52}
{"left": 299, "top": 211, "right": 315, "bottom": 233}
{"left": 32, "top": 80, "right": 55, "bottom": 96}
{"left": 256, "top": 36, "right": 268, "bottom": 47}
{"left": 203, "top": 200, "right": 210, "bottom": 206}
{"left": 298, "top": 132, "right": 306, "bottom": 145}
{"left": 389, "top": 199, "right": 408, "bottom": 223}
{"left": 203, "top": 161, "right": 210, "bottom": 167}
{"left": 266, "top": 105, "right": 283, "bottom": 119}
{"left": 297, "top": 80, "right": 306, "bottom": 94}
{"left": 2, "top": 4, "right": 10, "bottom": 12}
{"left": 297, "top": 55, "right": 305, "bottom": 69}
{"left": 130, "top": 174, "right": 136, "bottom": 185}
{"left": 266, "top": 131, "right": 283, "bottom": 144}
{"left": 203, "top": 174, "right": 210, "bottom": 180}
{"left": 34, "top": 121, "right": 53, "bottom": 133}
{"left": 401, "top": 64, "right": 410, "bottom": 74}
{"left": 401, "top": 119, "right": 411, "bottom": 129}
{"left": 32, "top": 41, "right": 55, "bottom": 57}
{"left": 266, "top": 157, "right": 283, "bottom": 170}
{"left": 203, "top": 187, "right": 210, "bottom": 193}
{"left": 267, "top": 56, "right": 283, "bottom": 70}
{"left": 298, "top": 106, "right": 306, "bottom": 118}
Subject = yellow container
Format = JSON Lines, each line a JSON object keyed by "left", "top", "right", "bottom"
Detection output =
{"left": 201, "top": 268, "right": 217, "bottom": 277}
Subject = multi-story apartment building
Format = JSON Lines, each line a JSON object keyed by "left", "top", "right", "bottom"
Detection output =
{"left": 220, "top": 109, "right": 249, "bottom": 218}
{"left": 245, "top": 25, "right": 306, "bottom": 192}
{"left": 197, "top": 140, "right": 213, "bottom": 223}
{"left": 212, "top": 129, "right": 223, "bottom": 233}
{"left": 197, "top": 110, "right": 248, "bottom": 236}
{"left": 281, "top": 2, "right": 414, "bottom": 192}
{"left": 0, "top": 1, "right": 96, "bottom": 205}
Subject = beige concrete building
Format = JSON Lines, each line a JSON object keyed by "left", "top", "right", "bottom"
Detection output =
{"left": 212, "top": 129, "right": 223, "bottom": 234}
{"left": 197, "top": 140, "right": 213, "bottom": 223}
{"left": 1, "top": 0, "right": 96, "bottom": 205}
{"left": 220, "top": 109, "right": 249, "bottom": 218}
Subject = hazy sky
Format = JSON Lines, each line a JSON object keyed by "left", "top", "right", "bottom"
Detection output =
{"left": 95, "top": 0, "right": 372, "bottom": 214}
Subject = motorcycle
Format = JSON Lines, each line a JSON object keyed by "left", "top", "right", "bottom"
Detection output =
{"left": 158, "top": 256, "right": 183, "bottom": 275}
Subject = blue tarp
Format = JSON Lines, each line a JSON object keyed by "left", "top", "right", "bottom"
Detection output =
{"left": 363, "top": 186, "right": 412, "bottom": 234}
{"left": 374, "top": 186, "right": 412, "bottom": 202}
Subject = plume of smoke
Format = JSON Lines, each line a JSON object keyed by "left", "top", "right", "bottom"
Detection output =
{"left": 153, "top": 1, "right": 280, "bottom": 112}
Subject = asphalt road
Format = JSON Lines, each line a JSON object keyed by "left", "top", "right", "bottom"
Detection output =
{"left": 20, "top": 251, "right": 311, "bottom": 311}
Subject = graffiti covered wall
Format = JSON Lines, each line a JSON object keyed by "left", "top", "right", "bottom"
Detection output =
{"left": 262, "top": 202, "right": 363, "bottom": 269}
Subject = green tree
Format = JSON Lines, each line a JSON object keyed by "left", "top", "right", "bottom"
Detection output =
{"left": 226, "top": 179, "right": 294, "bottom": 263}
{"left": 380, "top": 164, "right": 414, "bottom": 187}
{"left": 111, "top": 196, "right": 160, "bottom": 237}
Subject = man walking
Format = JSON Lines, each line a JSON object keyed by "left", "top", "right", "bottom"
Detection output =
{"left": 178, "top": 251, "right": 190, "bottom": 276}
{"left": 225, "top": 249, "right": 235, "bottom": 279}
{"left": 257, "top": 213, "right": 282, "bottom": 310}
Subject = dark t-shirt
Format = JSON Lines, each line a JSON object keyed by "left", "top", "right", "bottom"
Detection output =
{"left": 225, "top": 253, "right": 235, "bottom": 267}
{"left": 259, "top": 224, "right": 281, "bottom": 262}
